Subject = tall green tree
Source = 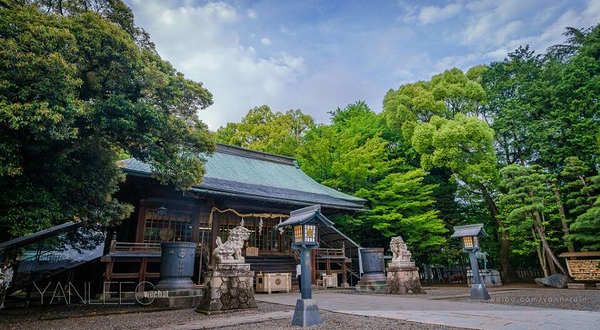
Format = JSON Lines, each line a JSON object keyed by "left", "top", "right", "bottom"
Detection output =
{"left": 383, "top": 68, "right": 513, "bottom": 276}
{"left": 481, "top": 26, "right": 600, "bottom": 255}
{"left": 562, "top": 157, "right": 600, "bottom": 251}
{"left": 410, "top": 114, "right": 513, "bottom": 276}
{"left": 0, "top": 1, "right": 214, "bottom": 239}
{"left": 215, "top": 105, "right": 313, "bottom": 157}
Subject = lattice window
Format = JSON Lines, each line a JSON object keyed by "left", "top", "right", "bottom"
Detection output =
{"left": 143, "top": 208, "right": 194, "bottom": 243}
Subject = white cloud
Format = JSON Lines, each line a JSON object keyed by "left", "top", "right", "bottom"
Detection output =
{"left": 500, "top": 0, "right": 600, "bottom": 53}
{"left": 418, "top": 3, "right": 462, "bottom": 24}
{"left": 434, "top": 53, "right": 481, "bottom": 72}
{"left": 127, "top": 0, "right": 306, "bottom": 129}
{"left": 260, "top": 37, "right": 272, "bottom": 46}
{"left": 429, "top": 0, "right": 600, "bottom": 73}
{"left": 246, "top": 9, "right": 256, "bottom": 19}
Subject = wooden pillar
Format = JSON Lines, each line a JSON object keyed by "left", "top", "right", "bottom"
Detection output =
{"left": 138, "top": 257, "right": 148, "bottom": 294}
{"left": 326, "top": 259, "right": 331, "bottom": 275}
{"left": 342, "top": 261, "right": 348, "bottom": 287}
{"left": 103, "top": 259, "right": 114, "bottom": 297}
{"left": 210, "top": 211, "right": 220, "bottom": 266}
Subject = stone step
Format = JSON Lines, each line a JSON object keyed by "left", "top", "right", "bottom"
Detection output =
{"left": 146, "top": 294, "right": 203, "bottom": 309}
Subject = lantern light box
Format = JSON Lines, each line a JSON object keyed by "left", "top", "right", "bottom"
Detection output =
{"left": 451, "top": 224, "right": 488, "bottom": 251}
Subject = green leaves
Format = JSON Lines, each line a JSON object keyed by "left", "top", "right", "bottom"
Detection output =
{"left": 215, "top": 105, "right": 313, "bottom": 157}
{"left": 357, "top": 169, "right": 447, "bottom": 253}
{"left": 382, "top": 67, "right": 485, "bottom": 141}
{"left": 297, "top": 101, "right": 399, "bottom": 193}
{"left": 412, "top": 114, "right": 498, "bottom": 187}
{"left": 570, "top": 197, "right": 600, "bottom": 251}
{"left": 0, "top": 2, "right": 213, "bottom": 239}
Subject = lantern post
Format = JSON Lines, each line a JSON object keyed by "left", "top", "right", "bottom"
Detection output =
{"left": 278, "top": 205, "right": 333, "bottom": 327}
{"left": 451, "top": 224, "right": 491, "bottom": 300}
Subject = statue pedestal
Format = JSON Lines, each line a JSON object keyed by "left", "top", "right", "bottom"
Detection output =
{"left": 196, "top": 263, "right": 257, "bottom": 314}
{"left": 386, "top": 261, "right": 424, "bottom": 294}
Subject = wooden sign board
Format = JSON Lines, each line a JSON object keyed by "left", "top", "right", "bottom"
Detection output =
{"left": 566, "top": 259, "right": 600, "bottom": 281}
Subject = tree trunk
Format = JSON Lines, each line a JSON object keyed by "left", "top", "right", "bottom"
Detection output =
{"left": 533, "top": 228, "right": 549, "bottom": 277}
{"left": 553, "top": 184, "right": 574, "bottom": 252}
{"left": 480, "top": 184, "right": 513, "bottom": 281}
{"left": 532, "top": 219, "right": 568, "bottom": 276}
{"left": 578, "top": 176, "right": 591, "bottom": 197}
{"left": 540, "top": 212, "right": 558, "bottom": 275}
{"left": 546, "top": 244, "right": 557, "bottom": 275}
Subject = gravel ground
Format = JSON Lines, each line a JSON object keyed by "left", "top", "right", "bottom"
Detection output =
{"left": 220, "top": 310, "right": 469, "bottom": 330}
{"left": 451, "top": 288, "right": 600, "bottom": 311}
{"left": 0, "top": 301, "right": 291, "bottom": 330}
{"left": 2, "top": 287, "right": 597, "bottom": 329}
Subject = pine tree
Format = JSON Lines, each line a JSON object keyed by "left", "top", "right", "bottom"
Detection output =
{"left": 500, "top": 165, "right": 568, "bottom": 275}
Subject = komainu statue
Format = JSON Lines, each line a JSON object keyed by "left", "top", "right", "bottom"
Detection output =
{"left": 213, "top": 226, "right": 251, "bottom": 263}
{"left": 390, "top": 236, "right": 412, "bottom": 263}
{"left": 387, "top": 236, "right": 423, "bottom": 294}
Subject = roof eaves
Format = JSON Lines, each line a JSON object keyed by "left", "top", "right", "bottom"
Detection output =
{"left": 190, "top": 186, "right": 365, "bottom": 212}
{"left": 450, "top": 224, "right": 489, "bottom": 238}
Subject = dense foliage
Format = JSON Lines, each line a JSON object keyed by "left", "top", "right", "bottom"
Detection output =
{"left": 0, "top": 1, "right": 214, "bottom": 240}
{"left": 218, "top": 25, "right": 600, "bottom": 277}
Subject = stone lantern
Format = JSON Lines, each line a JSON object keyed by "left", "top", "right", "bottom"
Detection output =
{"left": 278, "top": 205, "right": 333, "bottom": 327}
{"left": 451, "top": 223, "right": 491, "bottom": 300}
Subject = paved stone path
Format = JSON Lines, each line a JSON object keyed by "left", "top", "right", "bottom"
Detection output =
{"left": 148, "top": 310, "right": 294, "bottom": 330}
{"left": 255, "top": 291, "right": 600, "bottom": 330}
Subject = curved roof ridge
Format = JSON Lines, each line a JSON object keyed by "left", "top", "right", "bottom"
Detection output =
{"left": 216, "top": 143, "right": 297, "bottom": 166}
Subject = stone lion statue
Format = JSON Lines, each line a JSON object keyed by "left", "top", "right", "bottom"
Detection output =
{"left": 213, "top": 226, "right": 251, "bottom": 263}
{"left": 390, "top": 236, "right": 411, "bottom": 262}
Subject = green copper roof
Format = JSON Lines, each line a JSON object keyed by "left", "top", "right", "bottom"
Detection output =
{"left": 119, "top": 144, "right": 365, "bottom": 210}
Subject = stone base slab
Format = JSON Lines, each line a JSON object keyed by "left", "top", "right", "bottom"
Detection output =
{"left": 567, "top": 283, "right": 586, "bottom": 290}
{"left": 356, "top": 280, "right": 387, "bottom": 293}
{"left": 386, "top": 266, "right": 424, "bottom": 294}
{"left": 470, "top": 284, "right": 491, "bottom": 300}
{"left": 145, "top": 289, "right": 203, "bottom": 309}
{"left": 597, "top": 283, "right": 600, "bottom": 290}
{"left": 196, "top": 263, "right": 257, "bottom": 314}
{"left": 292, "top": 298, "right": 323, "bottom": 327}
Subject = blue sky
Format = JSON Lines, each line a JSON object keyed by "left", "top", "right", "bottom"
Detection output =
{"left": 126, "top": 0, "right": 599, "bottom": 129}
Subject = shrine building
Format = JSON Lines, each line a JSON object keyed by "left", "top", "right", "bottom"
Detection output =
{"left": 0, "top": 144, "right": 366, "bottom": 298}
